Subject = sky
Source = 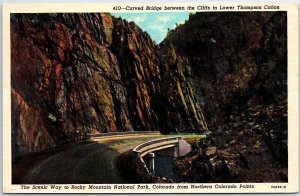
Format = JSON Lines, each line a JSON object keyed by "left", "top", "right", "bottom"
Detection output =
{"left": 112, "top": 12, "right": 192, "bottom": 43}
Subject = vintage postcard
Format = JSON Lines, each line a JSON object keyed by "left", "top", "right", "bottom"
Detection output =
{"left": 2, "top": 2, "right": 299, "bottom": 193}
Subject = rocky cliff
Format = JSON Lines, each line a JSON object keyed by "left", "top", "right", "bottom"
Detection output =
{"left": 162, "top": 12, "right": 287, "bottom": 127}
{"left": 166, "top": 12, "right": 288, "bottom": 182}
{"left": 11, "top": 11, "right": 287, "bottom": 165}
{"left": 11, "top": 13, "right": 208, "bottom": 159}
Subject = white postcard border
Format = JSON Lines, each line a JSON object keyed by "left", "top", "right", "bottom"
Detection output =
{"left": 2, "top": 2, "right": 299, "bottom": 193}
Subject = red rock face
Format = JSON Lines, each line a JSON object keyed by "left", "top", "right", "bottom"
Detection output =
{"left": 111, "top": 19, "right": 163, "bottom": 131}
{"left": 11, "top": 12, "right": 287, "bottom": 160}
{"left": 11, "top": 89, "right": 54, "bottom": 158}
{"left": 11, "top": 13, "right": 207, "bottom": 159}
{"left": 11, "top": 13, "right": 133, "bottom": 158}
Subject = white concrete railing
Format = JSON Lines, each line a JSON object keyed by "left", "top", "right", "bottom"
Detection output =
{"left": 132, "top": 136, "right": 183, "bottom": 158}
{"left": 131, "top": 136, "right": 191, "bottom": 175}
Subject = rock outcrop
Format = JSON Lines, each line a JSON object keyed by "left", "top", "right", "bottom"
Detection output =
{"left": 175, "top": 101, "right": 287, "bottom": 182}
{"left": 169, "top": 12, "right": 288, "bottom": 182}
{"left": 157, "top": 44, "right": 209, "bottom": 133}
{"left": 11, "top": 13, "right": 208, "bottom": 159}
{"left": 11, "top": 11, "right": 287, "bottom": 172}
{"left": 162, "top": 12, "right": 287, "bottom": 127}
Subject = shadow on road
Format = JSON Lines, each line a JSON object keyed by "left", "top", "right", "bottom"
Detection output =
{"left": 12, "top": 140, "right": 126, "bottom": 184}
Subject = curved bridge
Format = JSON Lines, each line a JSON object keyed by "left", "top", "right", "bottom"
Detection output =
{"left": 132, "top": 136, "right": 191, "bottom": 158}
{"left": 132, "top": 136, "right": 192, "bottom": 174}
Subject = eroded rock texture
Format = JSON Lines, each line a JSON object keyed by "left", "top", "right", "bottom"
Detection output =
{"left": 170, "top": 12, "right": 287, "bottom": 182}
{"left": 11, "top": 13, "right": 208, "bottom": 159}
{"left": 11, "top": 11, "right": 287, "bottom": 167}
{"left": 163, "top": 12, "right": 287, "bottom": 127}
{"left": 176, "top": 102, "right": 287, "bottom": 182}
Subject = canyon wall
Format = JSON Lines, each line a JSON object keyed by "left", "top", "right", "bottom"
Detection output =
{"left": 11, "top": 13, "right": 207, "bottom": 159}
{"left": 11, "top": 12, "right": 286, "bottom": 160}
{"left": 169, "top": 12, "right": 288, "bottom": 182}
{"left": 162, "top": 12, "right": 287, "bottom": 128}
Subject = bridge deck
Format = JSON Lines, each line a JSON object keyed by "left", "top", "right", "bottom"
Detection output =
{"left": 132, "top": 136, "right": 182, "bottom": 158}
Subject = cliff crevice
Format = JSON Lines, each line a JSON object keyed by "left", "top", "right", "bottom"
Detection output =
{"left": 11, "top": 13, "right": 208, "bottom": 159}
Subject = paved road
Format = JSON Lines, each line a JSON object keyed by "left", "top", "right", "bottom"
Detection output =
{"left": 19, "top": 133, "right": 202, "bottom": 184}
{"left": 21, "top": 134, "right": 166, "bottom": 184}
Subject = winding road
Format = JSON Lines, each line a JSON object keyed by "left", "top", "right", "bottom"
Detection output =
{"left": 14, "top": 133, "right": 201, "bottom": 184}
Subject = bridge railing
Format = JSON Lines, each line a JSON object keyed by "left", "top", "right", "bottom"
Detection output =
{"left": 132, "top": 136, "right": 182, "bottom": 158}
{"left": 87, "top": 131, "right": 160, "bottom": 138}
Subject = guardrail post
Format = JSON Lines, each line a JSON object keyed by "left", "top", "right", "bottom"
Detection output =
{"left": 149, "top": 153, "right": 155, "bottom": 175}
{"left": 132, "top": 151, "right": 141, "bottom": 158}
{"left": 172, "top": 137, "right": 181, "bottom": 157}
{"left": 173, "top": 143, "right": 178, "bottom": 157}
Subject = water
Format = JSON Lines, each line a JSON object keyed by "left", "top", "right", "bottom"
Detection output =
{"left": 143, "top": 152, "right": 185, "bottom": 182}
